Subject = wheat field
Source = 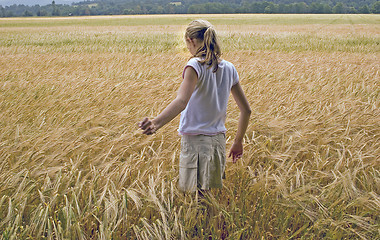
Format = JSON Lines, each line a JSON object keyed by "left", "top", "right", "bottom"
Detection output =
{"left": 0, "top": 14, "right": 379, "bottom": 239}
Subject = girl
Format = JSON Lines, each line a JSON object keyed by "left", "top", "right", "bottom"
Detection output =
{"left": 139, "top": 20, "right": 251, "bottom": 192}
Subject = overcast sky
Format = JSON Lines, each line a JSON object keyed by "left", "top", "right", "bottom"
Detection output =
{"left": 0, "top": 0, "right": 83, "bottom": 6}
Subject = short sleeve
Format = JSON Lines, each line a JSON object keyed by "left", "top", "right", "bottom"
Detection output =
{"left": 183, "top": 58, "right": 201, "bottom": 79}
{"left": 232, "top": 64, "right": 239, "bottom": 86}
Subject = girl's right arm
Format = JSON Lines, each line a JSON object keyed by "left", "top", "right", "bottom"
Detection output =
{"left": 229, "top": 82, "right": 251, "bottom": 163}
{"left": 139, "top": 66, "right": 198, "bottom": 135}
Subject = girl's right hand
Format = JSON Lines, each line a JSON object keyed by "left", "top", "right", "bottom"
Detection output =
{"left": 138, "top": 117, "right": 156, "bottom": 135}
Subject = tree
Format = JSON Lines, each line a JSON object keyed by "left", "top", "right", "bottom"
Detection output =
{"left": 1, "top": 0, "right": 380, "bottom": 17}
{"left": 84, "top": 7, "right": 90, "bottom": 15}
{"left": 52, "top": 0, "right": 60, "bottom": 16}
{"left": 358, "top": 5, "right": 370, "bottom": 13}
{"left": 347, "top": 7, "right": 357, "bottom": 13}
{"left": 310, "top": 2, "right": 324, "bottom": 13}
{"left": 37, "top": 9, "right": 48, "bottom": 16}
{"left": 294, "top": 2, "right": 309, "bottom": 13}
{"left": 333, "top": 2, "right": 345, "bottom": 14}
{"left": 23, "top": 10, "right": 33, "bottom": 16}
{"left": 372, "top": 1, "right": 380, "bottom": 13}
{"left": 5, "top": 10, "right": 14, "bottom": 17}
{"left": 123, "top": 8, "right": 134, "bottom": 15}
{"left": 264, "top": 2, "right": 279, "bottom": 13}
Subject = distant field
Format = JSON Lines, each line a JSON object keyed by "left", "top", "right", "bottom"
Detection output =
{"left": 0, "top": 13, "right": 379, "bottom": 27}
{"left": 0, "top": 14, "right": 379, "bottom": 239}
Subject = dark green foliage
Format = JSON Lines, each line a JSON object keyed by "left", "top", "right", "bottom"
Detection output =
{"left": 1, "top": 0, "right": 379, "bottom": 17}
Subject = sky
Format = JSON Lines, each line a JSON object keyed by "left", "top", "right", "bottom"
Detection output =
{"left": 0, "top": 0, "right": 83, "bottom": 6}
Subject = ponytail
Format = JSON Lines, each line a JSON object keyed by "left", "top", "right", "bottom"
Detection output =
{"left": 185, "top": 20, "right": 221, "bottom": 73}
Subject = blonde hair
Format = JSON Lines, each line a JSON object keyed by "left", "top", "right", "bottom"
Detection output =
{"left": 185, "top": 20, "right": 221, "bottom": 73}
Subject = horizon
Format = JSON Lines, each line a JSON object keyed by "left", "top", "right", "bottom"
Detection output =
{"left": 0, "top": 0, "right": 83, "bottom": 7}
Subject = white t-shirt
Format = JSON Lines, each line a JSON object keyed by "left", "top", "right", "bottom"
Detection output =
{"left": 178, "top": 57, "right": 239, "bottom": 135}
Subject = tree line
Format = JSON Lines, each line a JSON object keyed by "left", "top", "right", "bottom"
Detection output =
{"left": 1, "top": 0, "right": 380, "bottom": 17}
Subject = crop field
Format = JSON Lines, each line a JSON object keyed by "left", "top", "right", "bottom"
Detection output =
{"left": 0, "top": 14, "right": 379, "bottom": 239}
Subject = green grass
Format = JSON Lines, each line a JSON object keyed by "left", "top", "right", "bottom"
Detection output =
{"left": 1, "top": 29, "right": 378, "bottom": 54}
{"left": 0, "top": 14, "right": 379, "bottom": 28}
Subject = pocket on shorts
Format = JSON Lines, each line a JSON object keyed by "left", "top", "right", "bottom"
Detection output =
{"left": 179, "top": 141, "right": 198, "bottom": 168}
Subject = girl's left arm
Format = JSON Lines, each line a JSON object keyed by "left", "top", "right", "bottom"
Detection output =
{"left": 139, "top": 67, "right": 197, "bottom": 135}
{"left": 229, "top": 82, "right": 251, "bottom": 162}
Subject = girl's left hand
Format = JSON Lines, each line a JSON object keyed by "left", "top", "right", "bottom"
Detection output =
{"left": 139, "top": 117, "right": 156, "bottom": 135}
{"left": 229, "top": 141, "right": 243, "bottom": 163}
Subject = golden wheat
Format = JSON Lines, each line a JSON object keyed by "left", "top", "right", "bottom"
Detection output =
{"left": 0, "top": 14, "right": 379, "bottom": 239}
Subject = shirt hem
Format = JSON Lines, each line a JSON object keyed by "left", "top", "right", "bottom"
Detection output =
{"left": 178, "top": 130, "right": 226, "bottom": 136}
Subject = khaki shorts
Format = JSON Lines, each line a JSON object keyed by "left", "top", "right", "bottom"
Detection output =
{"left": 178, "top": 134, "right": 226, "bottom": 192}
